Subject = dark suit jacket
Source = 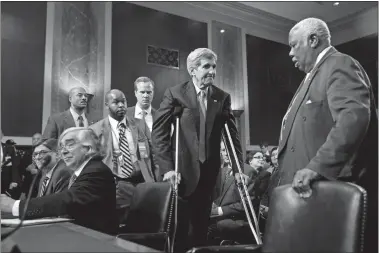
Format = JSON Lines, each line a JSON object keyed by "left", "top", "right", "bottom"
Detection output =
{"left": 277, "top": 47, "right": 377, "bottom": 185}
{"left": 126, "top": 105, "right": 157, "bottom": 132}
{"left": 214, "top": 164, "right": 270, "bottom": 218}
{"left": 43, "top": 109, "right": 94, "bottom": 139}
{"left": 38, "top": 160, "right": 73, "bottom": 197}
{"left": 19, "top": 157, "right": 118, "bottom": 235}
{"left": 90, "top": 116, "right": 157, "bottom": 182}
{"left": 152, "top": 81, "right": 243, "bottom": 197}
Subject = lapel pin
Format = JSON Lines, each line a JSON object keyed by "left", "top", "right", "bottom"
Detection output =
{"left": 214, "top": 99, "right": 217, "bottom": 102}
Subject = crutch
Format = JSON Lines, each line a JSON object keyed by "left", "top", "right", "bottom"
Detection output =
{"left": 222, "top": 123, "right": 263, "bottom": 245}
{"left": 168, "top": 107, "right": 182, "bottom": 253}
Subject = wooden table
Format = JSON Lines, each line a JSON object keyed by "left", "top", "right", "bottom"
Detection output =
{"left": 1, "top": 222, "right": 162, "bottom": 252}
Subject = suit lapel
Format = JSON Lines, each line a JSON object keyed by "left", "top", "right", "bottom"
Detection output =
{"left": 63, "top": 110, "right": 76, "bottom": 128}
{"left": 182, "top": 81, "right": 201, "bottom": 136}
{"left": 206, "top": 85, "right": 222, "bottom": 140}
{"left": 220, "top": 172, "right": 234, "bottom": 203}
{"left": 278, "top": 47, "right": 336, "bottom": 155}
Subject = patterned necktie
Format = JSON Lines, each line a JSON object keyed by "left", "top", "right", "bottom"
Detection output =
{"left": 68, "top": 174, "right": 77, "bottom": 189}
{"left": 39, "top": 176, "right": 49, "bottom": 197}
{"left": 78, "top": 116, "right": 84, "bottom": 127}
{"left": 198, "top": 90, "right": 207, "bottom": 163}
{"left": 118, "top": 122, "right": 133, "bottom": 178}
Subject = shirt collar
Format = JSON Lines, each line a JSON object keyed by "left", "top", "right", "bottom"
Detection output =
{"left": 309, "top": 46, "right": 332, "bottom": 74}
{"left": 74, "top": 157, "right": 92, "bottom": 177}
{"left": 193, "top": 82, "right": 209, "bottom": 96}
{"left": 70, "top": 107, "right": 86, "bottom": 121}
{"left": 135, "top": 104, "right": 152, "bottom": 116}
{"left": 108, "top": 115, "right": 127, "bottom": 131}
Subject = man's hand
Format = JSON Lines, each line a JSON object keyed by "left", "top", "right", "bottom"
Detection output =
{"left": 1, "top": 194, "right": 16, "bottom": 213}
{"left": 9, "top": 182, "right": 18, "bottom": 190}
{"left": 163, "top": 171, "right": 181, "bottom": 186}
{"left": 235, "top": 172, "right": 250, "bottom": 185}
{"left": 292, "top": 168, "right": 321, "bottom": 198}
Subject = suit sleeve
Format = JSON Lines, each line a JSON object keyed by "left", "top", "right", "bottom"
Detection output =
{"left": 223, "top": 94, "right": 244, "bottom": 173}
{"left": 151, "top": 88, "right": 175, "bottom": 176}
{"left": 43, "top": 116, "right": 58, "bottom": 139}
{"left": 19, "top": 170, "right": 112, "bottom": 219}
{"left": 307, "top": 56, "right": 371, "bottom": 180}
{"left": 220, "top": 186, "right": 245, "bottom": 217}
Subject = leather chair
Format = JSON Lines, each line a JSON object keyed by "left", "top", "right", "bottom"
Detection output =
{"left": 117, "top": 182, "right": 175, "bottom": 252}
{"left": 187, "top": 181, "right": 367, "bottom": 253}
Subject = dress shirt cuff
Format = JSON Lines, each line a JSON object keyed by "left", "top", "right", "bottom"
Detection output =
{"left": 218, "top": 207, "right": 223, "bottom": 216}
{"left": 12, "top": 200, "right": 20, "bottom": 217}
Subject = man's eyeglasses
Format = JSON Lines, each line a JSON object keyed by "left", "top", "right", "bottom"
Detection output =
{"left": 253, "top": 156, "right": 264, "bottom": 160}
{"left": 32, "top": 150, "right": 50, "bottom": 158}
{"left": 58, "top": 142, "right": 78, "bottom": 152}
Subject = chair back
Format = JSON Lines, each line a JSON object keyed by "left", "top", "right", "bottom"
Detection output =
{"left": 263, "top": 181, "right": 367, "bottom": 253}
{"left": 123, "top": 182, "right": 174, "bottom": 234}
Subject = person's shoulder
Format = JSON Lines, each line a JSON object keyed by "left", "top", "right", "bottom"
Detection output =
{"left": 84, "top": 157, "right": 112, "bottom": 174}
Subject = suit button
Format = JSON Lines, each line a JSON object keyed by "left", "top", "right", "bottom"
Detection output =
{"left": 290, "top": 147, "right": 295, "bottom": 152}
{"left": 303, "top": 116, "right": 306, "bottom": 121}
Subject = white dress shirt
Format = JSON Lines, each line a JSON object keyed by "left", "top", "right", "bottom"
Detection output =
{"left": 70, "top": 107, "right": 88, "bottom": 127}
{"left": 108, "top": 116, "right": 137, "bottom": 175}
{"left": 135, "top": 104, "right": 153, "bottom": 132}
{"left": 193, "top": 83, "right": 209, "bottom": 110}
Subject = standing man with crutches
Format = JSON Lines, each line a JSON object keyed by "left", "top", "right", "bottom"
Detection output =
{"left": 152, "top": 48, "right": 249, "bottom": 251}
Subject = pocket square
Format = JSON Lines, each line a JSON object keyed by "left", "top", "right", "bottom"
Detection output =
{"left": 305, "top": 100, "right": 312, "bottom": 104}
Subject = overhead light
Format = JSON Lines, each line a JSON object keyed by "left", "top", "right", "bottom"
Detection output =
{"left": 220, "top": 29, "right": 225, "bottom": 33}
{"left": 333, "top": 2, "right": 339, "bottom": 6}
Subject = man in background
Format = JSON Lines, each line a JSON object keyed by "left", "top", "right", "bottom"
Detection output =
{"left": 127, "top": 76, "right": 157, "bottom": 135}
{"left": 90, "top": 89, "right": 156, "bottom": 223}
{"left": 43, "top": 87, "right": 94, "bottom": 139}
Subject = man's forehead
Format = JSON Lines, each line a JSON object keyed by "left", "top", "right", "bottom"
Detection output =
{"left": 136, "top": 82, "right": 153, "bottom": 90}
{"left": 34, "top": 145, "right": 50, "bottom": 152}
{"left": 199, "top": 58, "right": 216, "bottom": 65}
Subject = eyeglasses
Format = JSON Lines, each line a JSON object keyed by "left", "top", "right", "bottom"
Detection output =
{"left": 253, "top": 156, "right": 264, "bottom": 160}
{"left": 58, "top": 142, "right": 78, "bottom": 152}
{"left": 32, "top": 150, "right": 50, "bottom": 158}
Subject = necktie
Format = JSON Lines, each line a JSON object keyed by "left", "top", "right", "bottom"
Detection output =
{"left": 68, "top": 174, "right": 77, "bottom": 189}
{"left": 118, "top": 123, "right": 134, "bottom": 178}
{"left": 198, "top": 90, "right": 207, "bottom": 163}
{"left": 78, "top": 116, "right": 84, "bottom": 127}
{"left": 39, "top": 176, "right": 49, "bottom": 197}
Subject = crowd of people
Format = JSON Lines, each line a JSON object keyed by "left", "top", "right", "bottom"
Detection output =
{"left": 1, "top": 17, "right": 377, "bottom": 251}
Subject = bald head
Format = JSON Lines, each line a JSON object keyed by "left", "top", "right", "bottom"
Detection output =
{"left": 69, "top": 87, "right": 88, "bottom": 111}
{"left": 32, "top": 133, "right": 43, "bottom": 147}
{"left": 105, "top": 89, "right": 127, "bottom": 121}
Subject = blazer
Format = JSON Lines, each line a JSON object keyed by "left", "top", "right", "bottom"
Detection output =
{"left": 43, "top": 109, "right": 94, "bottom": 139}
{"left": 126, "top": 105, "right": 157, "bottom": 130}
{"left": 214, "top": 164, "right": 269, "bottom": 218}
{"left": 38, "top": 160, "right": 73, "bottom": 197}
{"left": 277, "top": 47, "right": 377, "bottom": 185}
{"left": 19, "top": 157, "right": 118, "bottom": 235}
{"left": 90, "top": 116, "right": 156, "bottom": 182}
{"left": 152, "top": 81, "right": 243, "bottom": 197}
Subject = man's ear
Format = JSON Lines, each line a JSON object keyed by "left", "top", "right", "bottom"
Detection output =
{"left": 309, "top": 34, "right": 319, "bottom": 48}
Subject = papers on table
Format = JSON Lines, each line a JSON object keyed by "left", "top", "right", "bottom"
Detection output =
{"left": 1, "top": 217, "right": 73, "bottom": 227}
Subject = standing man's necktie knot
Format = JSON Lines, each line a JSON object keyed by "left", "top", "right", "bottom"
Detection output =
{"left": 78, "top": 116, "right": 84, "bottom": 127}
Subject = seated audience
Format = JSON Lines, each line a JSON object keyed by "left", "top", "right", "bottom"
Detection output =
{"left": 207, "top": 145, "right": 266, "bottom": 244}
{"left": 20, "top": 138, "right": 72, "bottom": 199}
{"left": 1, "top": 139, "right": 23, "bottom": 199}
{"left": 0, "top": 127, "right": 118, "bottom": 235}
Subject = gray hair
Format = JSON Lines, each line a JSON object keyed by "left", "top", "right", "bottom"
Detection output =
{"left": 59, "top": 127, "right": 104, "bottom": 160}
{"left": 186, "top": 48, "right": 218, "bottom": 75}
{"left": 290, "top": 17, "right": 331, "bottom": 45}
{"left": 134, "top": 77, "right": 155, "bottom": 91}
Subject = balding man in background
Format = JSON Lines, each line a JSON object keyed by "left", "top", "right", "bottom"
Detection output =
{"left": 275, "top": 17, "right": 377, "bottom": 252}
{"left": 43, "top": 87, "right": 94, "bottom": 139}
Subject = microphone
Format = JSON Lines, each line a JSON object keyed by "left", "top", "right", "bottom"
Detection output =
{"left": 1, "top": 161, "right": 44, "bottom": 241}
{"left": 172, "top": 106, "right": 183, "bottom": 118}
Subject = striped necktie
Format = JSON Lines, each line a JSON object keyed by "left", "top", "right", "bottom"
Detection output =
{"left": 68, "top": 174, "right": 77, "bottom": 189}
{"left": 198, "top": 90, "right": 207, "bottom": 163}
{"left": 39, "top": 176, "right": 49, "bottom": 197}
{"left": 118, "top": 122, "right": 133, "bottom": 178}
{"left": 78, "top": 116, "right": 84, "bottom": 127}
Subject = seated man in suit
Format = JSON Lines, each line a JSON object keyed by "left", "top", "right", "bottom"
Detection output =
{"left": 1, "top": 139, "right": 23, "bottom": 199}
{"left": 208, "top": 146, "right": 270, "bottom": 244}
{"left": 43, "top": 87, "right": 94, "bottom": 139}
{"left": 127, "top": 77, "right": 157, "bottom": 135}
{"left": 90, "top": 89, "right": 156, "bottom": 224}
{"left": 1, "top": 127, "right": 118, "bottom": 235}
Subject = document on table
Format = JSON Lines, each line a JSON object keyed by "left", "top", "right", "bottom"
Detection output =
{"left": 1, "top": 217, "right": 73, "bottom": 227}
